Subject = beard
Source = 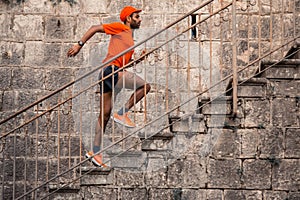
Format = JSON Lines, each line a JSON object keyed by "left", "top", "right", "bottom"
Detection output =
{"left": 130, "top": 20, "right": 140, "bottom": 29}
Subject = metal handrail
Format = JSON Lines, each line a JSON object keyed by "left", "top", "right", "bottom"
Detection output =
{"left": 3, "top": 0, "right": 299, "bottom": 198}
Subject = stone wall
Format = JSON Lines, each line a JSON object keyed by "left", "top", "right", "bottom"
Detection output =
{"left": 0, "top": 0, "right": 300, "bottom": 199}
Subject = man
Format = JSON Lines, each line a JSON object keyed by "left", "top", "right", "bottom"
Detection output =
{"left": 67, "top": 6, "right": 151, "bottom": 167}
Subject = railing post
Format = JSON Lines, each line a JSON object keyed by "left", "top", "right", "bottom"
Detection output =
{"left": 232, "top": 0, "right": 238, "bottom": 116}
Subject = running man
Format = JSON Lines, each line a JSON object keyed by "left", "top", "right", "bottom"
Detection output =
{"left": 67, "top": 6, "right": 151, "bottom": 167}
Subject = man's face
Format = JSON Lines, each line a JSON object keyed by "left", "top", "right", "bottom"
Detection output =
{"left": 129, "top": 12, "right": 141, "bottom": 29}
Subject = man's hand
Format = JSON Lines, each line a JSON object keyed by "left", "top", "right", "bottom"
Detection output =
{"left": 139, "top": 49, "right": 148, "bottom": 61}
{"left": 67, "top": 44, "right": 81, "bottom": 57}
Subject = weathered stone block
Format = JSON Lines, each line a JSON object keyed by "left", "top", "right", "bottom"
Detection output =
{"left": 11, "top": 68, "right": 45, "bottom": 89}
{"left": 285, "top": 128, "right": 300, "bottom": 158}
{"left": 45, "top": 68, "right": 74, "bottom": 90}
{"left": 148, "top": 188, "right": 177, "bottom": 200}
{"left": 24, "top": 41, "right": 44, "bottom": 65}
{"left": 82, "top": 0, "right": 106, "bottom": 13}
{"left": 244, "top": 99, "right": 270, "bottom": 128}
{"left": 211, "top": 129, "right": 240, "bottom": 158}
{"left": 171, "top": 118, "right": 189, "bottom": 132}
{"left": 145, "top": 167, "right": 168, "bottom": 187}
{"left": 106, "top": 151, "right": 147, "bottom": 169}
{"left": 115, "top": 170, "right": 144, "bottom": 187}
{"left": 262, "top": 65, "right": 299, "bottom": 79}
{"left": 289, "top": 192, "right": 300, "bottom": 200}
{"left": 16, "top": 90, "right": 44, "bottom": 110}
{"left": 206, "top": 115, "right": 240, "bottom": 128}
{"left": 55, "top": 1, "right": 81, "bottom": 15}
{"left": 208, "top": 159, "right": 241, "bottom": 188}
{"left": 183, "top": 189, "right": 225, "bottom": 199}
{"left": 168, "top": 154, "right": 207, "bottom": 187}
{"left": 43, "top": 43, "right": 62, "bottom": 66}
{"left": 80, "top": 186, "right": 117, "bottom": 200}
{"left": 268, "top": 80, "right": 300, "bottom": 97}
{"left": 0, "top": 41, "right": 24, "bottom": 65}
{"left": 263, "top": 191, "right": 288, "bottom": 200}
{"left": 23, "top": 0, "right": 53, "bottom": 13}
{"left": 201, "top": 98, "right": 231, "bottom": 115}
{"left": 0, "top": 68, "right": 11, "bottom": 90}
{"left": 272, "top": 97, "right": 298, "bottom": 127}
{"left": 181, "top": 189, "right": 223, "bottom": 200}
{"left": 242, "top": 159, "right": 271, "bottom": 189}
{"left": 181, "top": 189, "right": 206, "bottom": 200}
{"left": 258, "top": 126, "right": 284, "bottom": 158}
{"left": 239, "top": 129, "right": 260, "bottom": 158}
{"left": 238, "top": 80, "right": 267, "bottom": 98}
{"left": 182, "top": 155, "right": 207, "bottom": 188}
{"left": 0, "top": 14, "right": 13, "bottom": 39}
{"left": 224, "top": 190, "right": 262, "bottom": 200}
{"left": 141, "top": 138, "right": 172, "bottom": 151}
{"left": 273, "top": 159, "right": 300, "bottom": 191}
{"left": 120, "top": 188, "right": 147, "bottom": 200}
{"left": 45, "top": 16, "right": 75, "bottom": 40}
{"left": 24, "top": 42, "right": 61, "bottom": 67}
{"left": 13, "top": 14, "right": 43, "bottom": 40}
{"left": 2, "top": 91, "right": 17, "bottom": 111}
{"left": 167, "top": 158, "right": 184, "bottom": 187}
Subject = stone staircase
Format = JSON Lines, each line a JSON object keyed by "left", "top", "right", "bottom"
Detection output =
{"left": 48, "top": 42, "right": 300, "bottom": 199}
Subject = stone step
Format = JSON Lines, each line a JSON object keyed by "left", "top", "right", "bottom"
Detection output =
{"left": 106, "top": 150, "right": 147, "bottom": 170}
{"left": 169, "top": 113, "right": 206, "bottom": 133}
{"left": 199, "top": 96, "right": 232, "bottom": 115}
{"left": 267, "top": 80, "right": 300, "bottom": 97}
{"left": 79, "top": 166, "right": 113, "bottom": 186}
{"left": 237, "top": 78, "right": 268, "bottom": 98}
{"left": 48, "top": 181, "right": 81, "bottom": 199}
{"left": 138, "top": 131, "right": 174, "bottom": 151}
{"left": 256, "top": 59, "right": 300, "bottom": 79}
{"left": 138, "top": 130, "right": 174, "bottom": 140}
{"left": 205, "top": 115, "right": 241, "bottom": 129}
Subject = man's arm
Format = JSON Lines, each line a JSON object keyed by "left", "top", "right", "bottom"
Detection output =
{"left": 125, "top": 49, "right": 149, "bottom": 68}
{"left": 67, "top": 24, "right": 105, "bottom": 57}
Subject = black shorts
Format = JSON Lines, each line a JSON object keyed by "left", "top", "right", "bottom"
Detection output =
{"left": 98, "top": 65, "right": 119, "bottom": 93}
